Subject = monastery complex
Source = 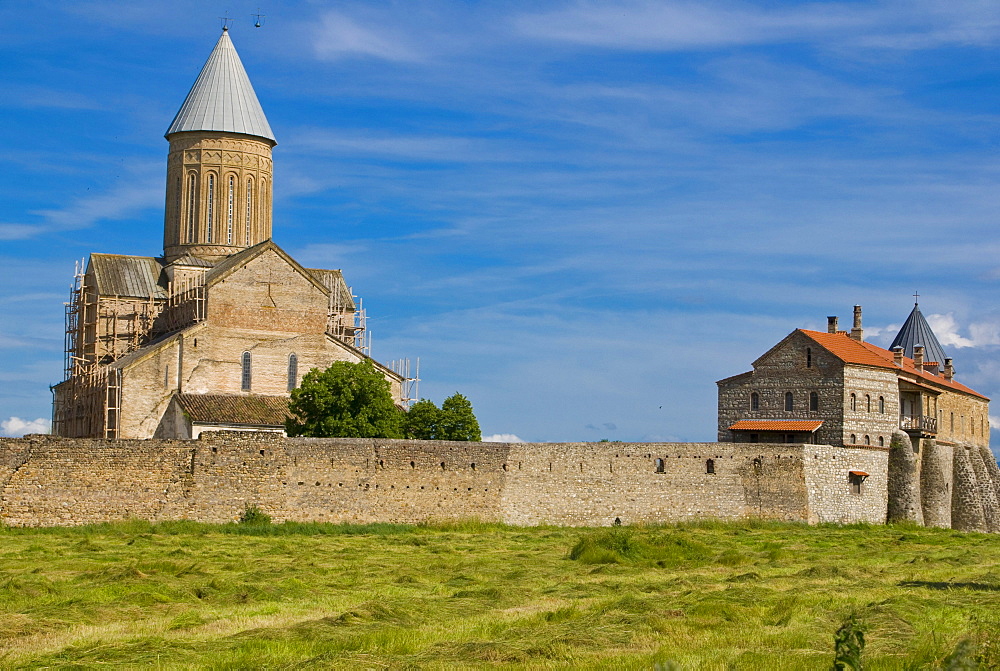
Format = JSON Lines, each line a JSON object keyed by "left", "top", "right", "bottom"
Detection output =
{"left": 1, "top": 30, "right": 997, "bottom": 531}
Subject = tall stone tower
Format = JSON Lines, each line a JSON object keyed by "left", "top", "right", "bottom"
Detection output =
{"left": 162, "top": 27, "right": 276, "bottom": 263}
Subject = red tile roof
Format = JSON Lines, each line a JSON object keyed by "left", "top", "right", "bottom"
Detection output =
{"left": 798, "top": 330, "right": 988, "bottom": 400}
{"left": 729, "top": 420, "right": 824, "bottom": 432}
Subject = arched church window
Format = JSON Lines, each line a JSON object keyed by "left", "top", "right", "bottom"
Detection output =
{"left": 850, "top": 393, "right": 856, "bottom": 411}
{"left": 850, "top": 434, "right": 856, "bottom": 445}
{"left": 245, "top": 178, "right": 253, "bottom": 245}
{"left": 806, "top": 348, "right": 812, "bottom": 368}
{"left": 750, "top": 392, "right": 759, "bottom": 410}
{"left": 864, "top": 435, "right": 871, "bottom": 445}
{"left": 227, "top": 175, "right": 235, "bottom": 244}
{"left": 810, "top": 392, "right": 819, "bottom": 411}
{"left": 206, "top": 174, "right": 215, "bottom": 243}
{"left": 784, "top": 392, "right": 793, "bottom": 412}
{"left": 186, "top": 173, "right": 197, "bottom": 242}
{"left": 287, "top": 353, "right": 298, "bottom": 391}
{"left": 866, "top": 394, "right": 871, "bottom": 412}
{"left": 878, "top": 436, "right": 884, "bottom": 447}
{"left": 241, "top": 351, "right": 252, "bottom": 391}
{"left": 879, "top": 396, "right": 885, "bottom": 413}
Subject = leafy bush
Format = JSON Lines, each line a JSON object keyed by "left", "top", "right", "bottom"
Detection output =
{"left": 238, "top": 504, "right": 271, "bottom": 526}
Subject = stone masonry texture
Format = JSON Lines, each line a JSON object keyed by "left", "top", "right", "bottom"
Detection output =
{"left": 0, "top": 434, "right": 900, "bottom": 528}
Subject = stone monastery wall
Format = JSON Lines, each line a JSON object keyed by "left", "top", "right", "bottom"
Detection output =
{"left": 0, "top": 433, "right": 895, "bottom": 528}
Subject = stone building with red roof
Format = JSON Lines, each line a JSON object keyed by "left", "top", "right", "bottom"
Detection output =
{"left": 717, "top": 304, "right": 990, "bottom": 451}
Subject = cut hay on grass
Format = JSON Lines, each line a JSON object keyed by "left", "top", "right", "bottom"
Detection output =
{"left": 1, "top": 519, "right": 999, "bottom": 668}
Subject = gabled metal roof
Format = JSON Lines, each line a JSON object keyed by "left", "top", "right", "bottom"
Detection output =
{"left": 889, "top": 303, "right": 947, "bottom": 365}
{"left": 88, "top": 254, "right": 166, "bottom": 299}
{"left": 165, "top": 28, "right": 276, "bottom": 143}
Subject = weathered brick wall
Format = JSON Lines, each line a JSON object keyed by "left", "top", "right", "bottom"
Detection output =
{"left": 0, "top": 433, "right": 992, "bottom": 530}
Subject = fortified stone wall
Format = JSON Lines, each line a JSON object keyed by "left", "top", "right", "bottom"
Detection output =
{"left": 919, "top": 439, "right": 953, "bottom": 528}
{"left": 0, "top": 434, "right": 903, "bottom": 528}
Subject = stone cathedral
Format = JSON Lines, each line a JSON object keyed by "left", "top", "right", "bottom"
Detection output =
{"left": 52, "top": 29, "right": 403, "bottom": 439}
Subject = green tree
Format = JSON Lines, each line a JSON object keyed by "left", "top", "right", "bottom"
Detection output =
{"left": 439, "top": 392, "right": 481, "bottom": 441}
{"left": 285, "top": 359, "right": 404, "bottom": 438}
{"left": 404, "top": 398, "right": 441, "bottom": 439}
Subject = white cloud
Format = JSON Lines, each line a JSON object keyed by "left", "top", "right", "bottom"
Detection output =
{"left": 926, "top": 313, "right": 1000, "bottom": 349}
{"left": 1, "top": 417, "right": 50, "bottom": 437}
{"left": 482, "top": 433, "right": 526, "bottom": 443}
{"left": 514, "top": 1, "right": 1000, "bottom": 52}
{"left": 991, "top": 416, "right": 1000, "bottom": 431}
{"left": 313, "top": 11, "right": 422, "bottom": 62}
{"left": 0, "top": 224, "right": 45, "bottom": 240}
{"left": 926, "top": 313, "right": 976, "bottom": 349}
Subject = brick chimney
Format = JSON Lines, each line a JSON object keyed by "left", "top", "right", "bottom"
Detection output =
{"left": 893, "top": 346, "right": 904, "bottom": 366}
{"left": 827, "top": 316, "right": 838, "bottom": 334}
{"left": 849, "top": 305, "right": 864, "bottom": 341}
{"left": 913, "top": 344, "right": 924, "bottom": 369}
{"left": 944, "top": 357, "right": 954, "bottom": 381}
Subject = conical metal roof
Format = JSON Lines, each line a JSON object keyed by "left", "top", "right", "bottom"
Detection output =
{"left": 889, "top": 303, "right": 948, "bottom": 365}
{"left": 165, "top": 29, "right": 275, "bottom": 142}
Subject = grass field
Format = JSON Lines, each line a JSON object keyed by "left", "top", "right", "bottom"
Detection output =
{"left": 1, "top": 518, "right": 999, "bottom": 669}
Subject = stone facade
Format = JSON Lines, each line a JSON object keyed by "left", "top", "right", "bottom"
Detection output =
{"left": 718, "top": 309, "right": 990, "bottom": 452}
{"left": 163, "top": 132, "right": 275, "bottom": 263}
{"left": 0, "top": 434, "right": 891, "bottom": 528}
{"left": 51, "top": 32, "right": 404, "bottom": 440}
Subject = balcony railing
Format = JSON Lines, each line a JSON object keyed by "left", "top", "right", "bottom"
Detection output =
{"left": 900, "top": 414, "right": 937, "bottom": 433}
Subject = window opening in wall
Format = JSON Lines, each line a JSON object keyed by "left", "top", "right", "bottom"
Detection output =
{"left": 951, "top": 412, "right": 954, "bottom": 432}
{"left": 879, "top": 396, "right": 885, "bottom": 413}
{"left": 784, "top": 392, "right": 793, "bottom": 411}
{"left": 810, "top": 392, "right": 819, "bottom": 411}
{"left": 287, "top": 353, "right": 298, "bottom": 391}
{"left": 206, "top": 174, "right": 215, "bottom": 242}
{"left": 850, "top": 393, "right": 856, "bottom": 411}
{"left": 878, "top": 436, "right": 884, "bottom": 447}
{"left": 471, "top": 463, "right": 476, "bottom": 470}
{"left": 164, "top": 365, "right": 170, "bottom": 388}
{"left": 655, "top": 458, "right": 664, "bottom": 473}
{"left": 706, "top": 459, "right": 715, "bottom": 474}
{"left": 226, "top": 175, "right": 235, "bottom": 244}
{"left": 850, "top": 434, "right": 857, "bottom": 445}
{"left": 864, "top": 435, "right": 871, "bottom": 446}
{"left": 241, "top": 351, "right": 251, "bottom": 391}
{"left": 750, "top": 392, "right": 759, "bottom": 410}
{"left": 806, "top": 348, "right": 812, "bottom": 368}
{"left": 186, "top": 173, "right": 197, "bottom": 242}
{"left": 849, "top": 470, "right": 867, "bottom": 495}
{"left": 410, "top": 461, "right": 415, "bottom": 468}
{"left": 245, "top": 178, "right": 253, "bottom": 244}
{"left": 866, "top": 395, "right": 871, "bottom": 412}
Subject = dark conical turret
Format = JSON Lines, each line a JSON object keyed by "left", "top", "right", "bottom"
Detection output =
{"left": 889, "top": 302, "right": 947, "bottom": 365}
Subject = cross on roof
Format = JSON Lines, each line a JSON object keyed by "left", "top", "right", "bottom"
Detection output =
{"left": 913, "top": 291, "right": 919, "bottom": 305}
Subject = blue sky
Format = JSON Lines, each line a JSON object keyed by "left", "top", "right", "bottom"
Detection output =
{"left": 1, "top": 1, "right": 998, "bottom": 449}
